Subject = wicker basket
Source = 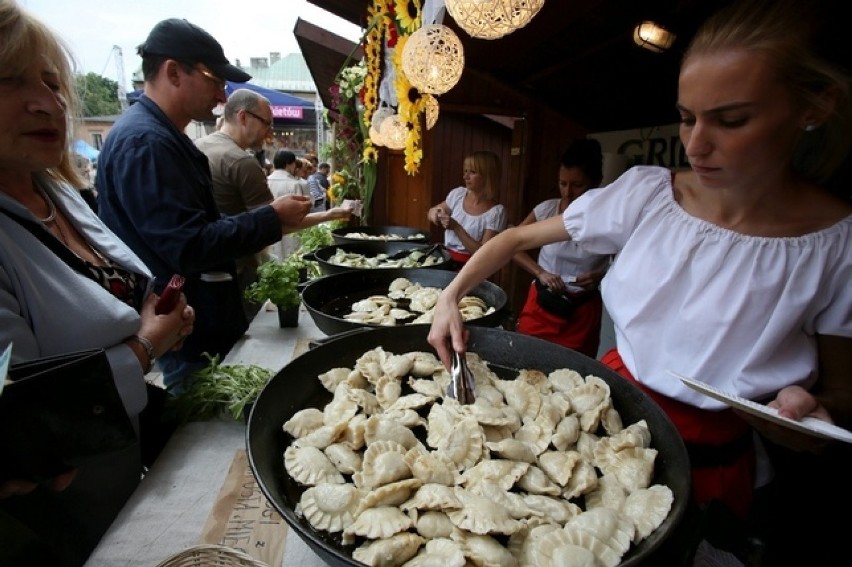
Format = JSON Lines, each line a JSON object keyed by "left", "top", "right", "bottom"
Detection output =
{"left": 155, "top": 544, "right": 270, "bottom": 567}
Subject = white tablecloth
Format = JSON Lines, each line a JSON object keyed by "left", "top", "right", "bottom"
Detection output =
{"left": 85, "top": 306, "right": 329, "bottom": 567}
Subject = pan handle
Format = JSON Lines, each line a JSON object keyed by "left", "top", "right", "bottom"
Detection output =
{"left": 308, "top": 327, "right": 376, "bottom": 350}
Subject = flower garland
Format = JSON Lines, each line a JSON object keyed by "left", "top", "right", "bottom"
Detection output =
{"left": 362, "top": 0, "right": 427, "bottom": 174}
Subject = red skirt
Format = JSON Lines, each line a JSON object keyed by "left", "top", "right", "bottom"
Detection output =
{"left": 515, "top": 282, "right": 602, "bottom": 358}
{"left": 600, "top": 349, "right": 756, "bottom": 519}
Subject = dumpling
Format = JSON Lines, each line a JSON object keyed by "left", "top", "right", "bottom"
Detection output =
{"left": 486, "top": 438, "right": 536, "bottom": 464}
{"left": 353, "top": 532, "right": 425, "bottom": 567}
{"left": 451, "top": 531, "right": 518, "bottom": 567}
{"left": 405, "top": 448, "right": 459, "bottom": 486}
{"left": 403, "top": 537, "right": 466, "bottom": 567}
{"left": 354, "top": 440, "right": 411, "bottom": 490}
{"left": 446, "top": 489, "right": 521, "bottom": 535}
{"left": 568, "top": 507, "right": 634, "bottom": 557}
{"left": 415, "top": 511, "right": 456, "bottom": 539}
{"left": 298, "top": 482, "right": 362, "bottom": 532}
{"left": 344, "top": 506, "right": 414, "bottom": 539}
{"left": 515, "top": 465, "right": 562, "bottom": 496}
{"left": 358, "top": 478, "right": 423, "bottom": 514}
{"left": 324, "top": 442, "right": 363, "bottom": 475}
{"left": 400, "top": 483, "right": 462, "bottom": 512}
{"left": 622, "top": 484, "right": 674, "bottom": 543}
{"left": 284, "top": 445, "right": 344, "bottom": 486}
{"left": 364, "top": 415, "right": 420, "bottom": 449}
{"left": 282, "top": 407, "right": 324, "bottom": 438}
{"left": 600, "top": 447, "right": 657, "bottom": 492}
{"left": 437, "top": 416, "right": 485, "bottom": 471}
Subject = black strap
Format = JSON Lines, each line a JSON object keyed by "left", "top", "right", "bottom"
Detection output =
{"left": 0, "top": 208, "right": 98, "bottom": 284}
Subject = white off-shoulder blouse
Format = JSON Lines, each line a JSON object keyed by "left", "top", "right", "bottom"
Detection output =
{"left": 563, "top": 166, "right": 852, "bottom": 410}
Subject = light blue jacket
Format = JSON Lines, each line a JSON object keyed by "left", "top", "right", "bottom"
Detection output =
{"left": 0, "top": 174, "right": 151, "bottom": 419}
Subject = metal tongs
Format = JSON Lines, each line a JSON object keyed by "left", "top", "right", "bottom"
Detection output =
{"left": 447, "top": 350, "right": 476, "bottom": 404}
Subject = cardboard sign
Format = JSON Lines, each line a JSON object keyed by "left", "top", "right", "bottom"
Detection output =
{"left": 200, "top": 449, "right": 287, "bottom": 565}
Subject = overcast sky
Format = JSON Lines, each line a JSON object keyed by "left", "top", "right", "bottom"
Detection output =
{"left": 19, "top": 0, "right": 362, "bottom": 87}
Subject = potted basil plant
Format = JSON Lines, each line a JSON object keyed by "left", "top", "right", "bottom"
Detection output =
{"left": 244, "top": 254, "right": 306, "bottom": 328}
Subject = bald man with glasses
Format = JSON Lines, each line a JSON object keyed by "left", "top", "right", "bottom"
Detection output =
{"left": 97, "top": 18, "right": 312, "bottom": 393}
{"left": 194, "top": 89, "right": 278, "bottom": 320}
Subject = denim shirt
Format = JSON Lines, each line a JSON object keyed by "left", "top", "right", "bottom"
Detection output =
{"left": 95, "top": 95, "right": 283, "bottom": 361}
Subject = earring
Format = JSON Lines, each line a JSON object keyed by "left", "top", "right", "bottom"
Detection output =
{"left": 804, "top": 123, "right": 819, "bottom": 132}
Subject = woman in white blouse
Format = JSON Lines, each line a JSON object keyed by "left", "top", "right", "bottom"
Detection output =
{"left": 427, "top": 150, "right": 507, "bottom": 267}
{"left": 428, "top": 1, "right": 851, "bottom": 561}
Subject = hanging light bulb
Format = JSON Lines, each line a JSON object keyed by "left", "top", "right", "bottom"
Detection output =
{"left": 445, "top": 0, "right": 545, "bottom": 40}
{"left": 401, "top": 24, "right": 465, "bottom": 95}
{"left": 633, "top": 21, "right": 676, "bottom": 53}
{"left": 380, "top": 114, "right": 408, "bottom": 150}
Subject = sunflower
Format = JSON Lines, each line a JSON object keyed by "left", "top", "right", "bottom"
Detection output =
{"left": 363, "top": 142, "right": 378, "bottom": 163}
{"left": 394, "top": 0, "right": 422, "bottom": 35}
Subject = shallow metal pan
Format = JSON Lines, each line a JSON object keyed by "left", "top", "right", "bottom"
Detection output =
{"left": 303, "top": 241, "right": 453, "bottom": 275}
{"left": 300, "top": 268, "right": 508, "bottom": 335}
{"left": 246, "top": 326, "right": 691, "bottom": 567}
{"left": 331, "top": 225, "right": 430, "bottom": 245}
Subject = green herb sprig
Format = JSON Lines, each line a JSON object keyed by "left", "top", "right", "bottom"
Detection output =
{"left": 168, "top": 354, "right": 272, "bottom": 422}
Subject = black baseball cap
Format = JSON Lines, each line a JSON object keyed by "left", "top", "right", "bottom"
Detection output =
{"left": 138, "top": 18, "right": 251, "bottom": 83}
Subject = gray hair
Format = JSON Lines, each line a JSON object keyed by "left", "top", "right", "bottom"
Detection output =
{"left": 223, "top": 88, "right": 269, "bottom": 122}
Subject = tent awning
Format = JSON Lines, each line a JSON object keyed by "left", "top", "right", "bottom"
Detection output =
{"left": 73, "top": 139, "right": 99, "bottom": 161}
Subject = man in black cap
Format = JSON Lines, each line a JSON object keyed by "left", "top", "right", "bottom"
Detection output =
{"left": 96, "top": 18, "right": 312, "bottom": 393}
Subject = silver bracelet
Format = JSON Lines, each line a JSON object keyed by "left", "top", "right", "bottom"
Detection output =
{"left": 129, "top": 334, "right": 156, "bottom": 372}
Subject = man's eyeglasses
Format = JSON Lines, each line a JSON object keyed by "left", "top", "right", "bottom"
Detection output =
{"left": 196, "top": 66, "right": 226, "bottom": 90}
{"left": 244, "top": 109, "right": 273, "bottom": 129}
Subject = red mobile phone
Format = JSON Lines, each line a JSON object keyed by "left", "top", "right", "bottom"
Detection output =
{"left": 154, "top": 274, "right": 186, "bottom": 315}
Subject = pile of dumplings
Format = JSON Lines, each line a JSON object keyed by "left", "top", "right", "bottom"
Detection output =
{"left": 283, "top": 347, "right": 674, "bottom": 567}
{"left": 342, "top": 231, "right": 429, "bottom": 241}
{"left": 344, "top": 277, "right": 495, "bottom": 326}
{"left": 328, "top": 248, "right": 444, "bottom": 269}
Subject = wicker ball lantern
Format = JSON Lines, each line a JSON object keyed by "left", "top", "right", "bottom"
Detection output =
{"left": 445, "top": 0, "right": 545, "bottom": 40}
{"left": 423, "top": 94, "right": 440, "bottom": 130}
{"left": 369, "top": 106, "right": 395, "bottom": 147}
{"left": 401, "top": 24, "right": 465, "bottom": 95}
{"left": 380, "top": 114, "right": 408, "bottom": 150}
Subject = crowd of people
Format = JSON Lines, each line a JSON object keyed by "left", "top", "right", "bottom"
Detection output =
{"left": 1, "top": 0, "right": 850, "bottom": 565}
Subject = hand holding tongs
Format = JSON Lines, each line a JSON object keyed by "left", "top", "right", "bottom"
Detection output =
{"left": 447, "top": 350, "right": 476, "bottom": 404}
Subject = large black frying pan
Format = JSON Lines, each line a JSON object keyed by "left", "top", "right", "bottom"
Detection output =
{"left": 246, "top": 326, "right": 690, "bottom": 567}
{"left": 331, "top": 225, "right": 430, "bottom": 245}
{"left": 303, "top": 241, "right": 453, "bottom": 276}
{"left": 301, "top": 268, "right": 509, "bottom": 335}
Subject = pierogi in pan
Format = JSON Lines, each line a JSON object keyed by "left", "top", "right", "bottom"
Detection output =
{"left": 285, "top": 347, "right": 674, "bottom": 566}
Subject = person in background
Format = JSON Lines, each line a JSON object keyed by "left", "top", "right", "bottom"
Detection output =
{"left": 0, "top": 2, "right": 194, "bottom": 563}
{"left": 428, "top": 0, "right": 851, "bottom": 563}
{"left": 308, "top": 162, "right": 331, "bottom": 212}
{"left": 268, "top": 149, "right": 310, "bottom": 201}
{"left": 194, "top": 88, "right": 275, "bottom": 321}
{"left": 296, "top": 156, "right": 313, "bottom": 180}
{"left": 513, "top": 139, "right": 610, "bottom": 358}
{"left": 267, "top": 149, "right": 354, "bottom": 260}
{"left": 96, "top": 18, "right": 311, "bottom": 393}
{"left": 426, "top": 150, "right": 507, "bottom": 267}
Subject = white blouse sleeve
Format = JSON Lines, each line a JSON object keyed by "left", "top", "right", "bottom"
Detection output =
{"left": 562, "top": 166, "right": 672, "bottom": 255}
{"left": 485, "top": 204, "right": 508, "bottom": 232}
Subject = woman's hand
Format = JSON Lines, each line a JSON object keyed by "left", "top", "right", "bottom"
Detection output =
{"left": 739, "top": 385, "right": 834, "bottom": 452}
{"left": 427, "top": 291, "right": 469, "bottom": 369}
{"left": 537, "top": 270, "right": 565, "bottom": 292}
{"left": 428, "top": 204, "right": 450, "bottom": 227}
{"left": 137, "top": 292, "right": 195, "bottom": 358}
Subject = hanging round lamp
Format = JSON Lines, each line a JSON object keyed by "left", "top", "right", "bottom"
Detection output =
{"left": 380, "top": 114, "right": 408, "bottom": 150}
{"left": 445, "top": 0, "right": 545, "bottom": 40}
{"left": 369, "top": 105, "right": 395, "bottom": 147}
{"left": 401, "top": 24, "right": 465, "bottom": 95}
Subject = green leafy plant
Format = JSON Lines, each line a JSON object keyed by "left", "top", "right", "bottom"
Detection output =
{"left": 295, "top": 223, "right": 337, "bottom": 279}
{"left": 168, "top": 354, "right": 272, "bottom": 422}
{"left": 244, "top": 255, "right": 306, "bottom": 310}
